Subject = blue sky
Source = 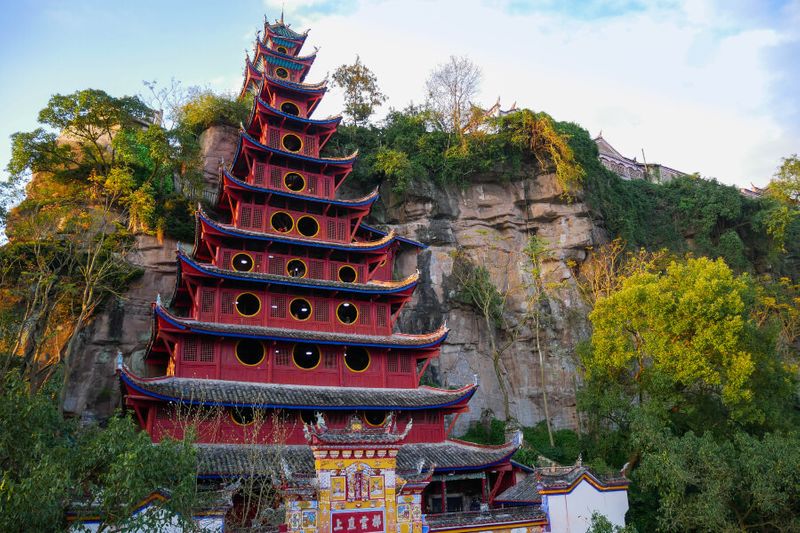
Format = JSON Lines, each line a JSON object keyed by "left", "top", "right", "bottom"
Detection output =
{"left": 1, "top": 0, "right": 798, "bottom": 187}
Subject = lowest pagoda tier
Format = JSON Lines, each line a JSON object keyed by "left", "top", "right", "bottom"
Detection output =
{"left": 119, "top": 14, "right": 550, "bottom": 533}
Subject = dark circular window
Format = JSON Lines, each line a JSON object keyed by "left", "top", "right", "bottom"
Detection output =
{"left": 282, "top": 134, "right": 302, "bottom": 152}
{"left": 296, "top": 216, "right": 319, "bottom": 238}
{"left": 235, "top": 339, "right": 265, "bottom": 366}
{"left": 235, "top": 293, "right": 261, "bottom": 316}
{"left": 231, "top": 252, "right": 254, "bottom": 272}
{"left": 290, "top": 298, "right": 312, "bottom": 321}
{"left": 293, "top": 343, "right": 320, "bottom": 369}
{"left": 338, "top": 265, "right": 358, "bottom": 283}
{"left": 337, "top": 302, "right": 358, "bottom": 324}
{"left": 299, "top": 410, "right": 317, "bottom": 425}
{"left": 270, "top": 211, "right": 294, "bottom": 233}
{"left": 230, "top": 407, "right": 256, "bottom": 426}
{"left": 276, "top": 46, "right": 288, "bottom": 54}
{"left": 281, "top": 102, "right": 300, "bottom": 116}
{"left": 286, "top": 259, "right": 307, "bottom": 278}
{"left": 344, "top": 346, "right": 370, "bottom": 372}
{"left": 284, "top": 172, "right": 305, "bottom": 192}
{"left": 364, "top": 411, "right": 386, "bottom": 426}
{"left": 275, "top": 67, "right": 289, "bottom": 79}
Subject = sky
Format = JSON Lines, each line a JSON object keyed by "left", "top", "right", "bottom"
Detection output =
{"left": 0, "top": 0, "right": 798, "bottom": 188}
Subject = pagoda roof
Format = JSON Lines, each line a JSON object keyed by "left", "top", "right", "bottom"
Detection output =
{"left": 257, "top": 41, "right": 316, "bottom": 64}
{"left": 251, "top": 96, "right": 341, "bottom": 127}
{"left": 264, "top": 19, "right": 308, "bottom": 42}
{"left": 176, "top": 250, "right": 419, "bottom": 295}
{"left": 425, "top": 507, "right": 547, "bottom": 531}
{"left": 196, "top": 209, "right": 399, "bottom": 252}
{"left": 120, "top": 366, "right": 475, "bottom": 411}
{"left": 262, "top": 72, "right": 328, "bottom": 93}
{"left": 359, "top": 223, "right": 427, "bottom": 250}
{"left": 153, "top": 304, "right": 449, "bottom": 349}
{"left": 195, "top": 438, "right": 521, "bottom": 478}
{"left": 220, "top": 168, "right": 378, "bottom": 208}
{"left": 233, "top": 130, "right": 358, "bottom": 167}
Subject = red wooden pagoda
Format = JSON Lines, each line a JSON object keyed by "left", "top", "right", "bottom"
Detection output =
{"left": 119, "top": 15, "right": 551, "bottom": 533}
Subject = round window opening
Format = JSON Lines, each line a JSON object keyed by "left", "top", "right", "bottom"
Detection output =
{"left": 284, "top": 172, "right": 305, "bottom": 192}
{"left": 235, "top": 293, "right": 261, "bottom": 317}
{"left": 236, "top": 339, "right": 265, "bottom": 366}
{"left": 286, "top": 259, "right": 307, "bottom": 278}
{"left": 364, "top": 411, "right": 386, "bottom": 426}
{"left": 230, "top": 407, "right": 256, "bottom": 426}
{"left": 297, "top": 216, "right": 319, "bottom": 238}
{"left": 281, "top": 102, "right": 300, "bottom": 116}
{"left": 338, "top": 265, "right": 358, "bottom": 283}
{"left": 290, "top": 298, "right": 312, "bottom": 321}
{"left": 276, "top": 46, "right": 288, "bottom": 54}
{"left": 282, "top": 134, "right": 302, "bottom": 152}
{"left": 231, "top": 252, "right": 254, "bottom": 272}
{"left": 337, "top": 302, "right": 358, "bottom": 324}
{"left": 270, "top": 211, "right": 294, "bottom": 233}
{"left": 275, "top": 67, "right": 289, "bottom": 79}
{"left": 299, "top": 410, "right": 317, "bottom": 425}
{"left": 293, "top": 343, "right": 320, "bottom": 369}
{"left": 344, "top": 346, "right": 370, "bottom": 372}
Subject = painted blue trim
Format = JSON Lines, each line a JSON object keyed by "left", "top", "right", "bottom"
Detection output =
{"left": 270, "top": 36, "right": 298, "bottom": 47}
{"left": 222, "top": 168, "right": 376, "bottom": 208}
{"left": 178, "top": 252, "right": 414, "bottom": 295}
{"left": 240, "top": 130, "right": 357, "bottom": 165}
{"left": 511, "top": 460, "right": 535, "bottom": 473}
{"left": 256, "top": 97, "right": 341, "bottom": 126}
{"left": 121, "top": 372, "right": 475, "bottom": 411}
{"left": 155, "top": 306, "right": 448, "bottom": 349}
{"left": 199, "top": 211, "right": 393, "bottom": 252}
{"left": 360, "top": 223, "right": 427, "bottom": 249}
{"left": 265, "top": 55, "right": 304, "bottom": 71}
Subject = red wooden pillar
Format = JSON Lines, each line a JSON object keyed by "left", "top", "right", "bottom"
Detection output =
{"left": 440, "top": 480, "right": 447, "bottom": 513}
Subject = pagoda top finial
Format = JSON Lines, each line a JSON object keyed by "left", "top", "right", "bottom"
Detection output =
{"left": 280, "top": 2, "right": 285, "bottom": 24}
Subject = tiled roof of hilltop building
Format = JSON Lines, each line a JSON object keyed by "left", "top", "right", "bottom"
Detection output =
{"left": 195, "top": 439, "right": 522, "bottom": 478}
{"left": 425, "top": 507, "right": 547, "bottom": 531}
{"left": 495, "top": 464, "right": 629, "bottom": 503}
{"left": 154, "top": 305, "right": 449, "bottom": 349}
{"left": 120, "top": 367, "right": 476, "bottom": 410}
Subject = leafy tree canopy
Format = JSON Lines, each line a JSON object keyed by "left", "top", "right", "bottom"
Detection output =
{"left": 331, "top": 56, "right": 387, "bottom": 126}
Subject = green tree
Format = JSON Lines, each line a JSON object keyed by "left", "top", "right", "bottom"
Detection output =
{"left": 331, "top": 56, "right": 387, "bottom": 126}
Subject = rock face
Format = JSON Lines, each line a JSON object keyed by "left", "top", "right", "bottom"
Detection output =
{"left": 62, "top": 235, "right": 178, "bottom": 420}
{"left": 365, "top": 173, "right": 602, "bottom": 434}
{"left": 197, "top": 125, "right": 240, "bottom": 197}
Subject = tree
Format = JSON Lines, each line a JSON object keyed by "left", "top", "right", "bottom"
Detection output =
{"left": 331, "top": 56, "right": 387, "bottom": 126}
{"left": 425, "top": 55, "right": 482, "bottom": 134}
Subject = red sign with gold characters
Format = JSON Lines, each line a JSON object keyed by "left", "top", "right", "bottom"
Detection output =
{"left": 331, "top": 510, "right": 385, "bottom": 533}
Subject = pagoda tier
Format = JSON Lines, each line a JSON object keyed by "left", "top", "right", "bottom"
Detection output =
{"left": 244, "top": 96, "right": 341, "bottom": 149}
{"left": 241, "top": 58, "right": 329, "bottom": 104}
{"left": 253, "top": 40, "right": 316, "bottom": 84}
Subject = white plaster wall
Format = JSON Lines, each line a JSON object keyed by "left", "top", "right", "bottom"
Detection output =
{"left": 545, "top": 480, "right": 628, "bottom": 533}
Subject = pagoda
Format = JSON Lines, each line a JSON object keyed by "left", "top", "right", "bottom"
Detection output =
{"left": 113, "top": 15, "right": 627, "bottom": 533}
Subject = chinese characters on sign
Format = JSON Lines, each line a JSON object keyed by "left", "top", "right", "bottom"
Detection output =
{"left": 331, "top": 510, "right": 385, "bottom": 533}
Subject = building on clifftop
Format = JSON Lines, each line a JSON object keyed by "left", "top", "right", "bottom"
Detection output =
{"left": 70, "top": 14, "right": 630, "bottom": 533}
{"left": 595, "top": 133, "right": 687, "bottom": 183}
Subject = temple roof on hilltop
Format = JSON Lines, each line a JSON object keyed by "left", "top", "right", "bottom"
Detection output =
{"left": 425, "top": 507, "right": 547, "bottom": 531}
{"left": 120, "top": 366, "right": 476, "bottom": 410}
{"left": 176, "top": 250, "right": 418, "bottom": 295}
{"left": 220, "top": 168, "right": 377, "bottom": 208}
{"left": 594, "top": 134, "right": 628, "bottom": 161}
{"left": 495, "top": 464, "right": 629, "bottom": 504}
{"left": 153, "top": 304, "right": 449, "bottom": 349}
{"left": 194, "top": 438, "right": 522, "bottom": 478}
{"left": 195, "top": 209, "right": 401, "bottom": 252}
{"left": 233, "top": 130, "right": 358, "bottom": 167}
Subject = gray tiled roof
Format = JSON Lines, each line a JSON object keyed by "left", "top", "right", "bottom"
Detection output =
{"left": 425, "top": 506, "right": 546, "bottom": 530}
{"left": 195, "top": 440, "right": 519, "bottom": 477}
{"left": 122, "top": 369, "right": 475, "bottom": 410}
{"left": 494, "top": 473, "right": 541, "bottom": 503}
{"left": 495, "top": 465, "right": 629, "bottom": 502}
{"left": 157, "top": 306, "right": 448, "bottom": 347}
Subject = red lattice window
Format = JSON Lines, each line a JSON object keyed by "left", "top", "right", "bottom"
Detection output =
{"left": 327, "top": 220, "right": 336, "bottom": 241}
{"left": 328, "top": 263, "right": 338, "bottom": 281}
{"left": 252, "top": 208, "right": 263, "bottom": 231}
{"left": 309, "top": 260, "right": 324, "bottom": 280}
{"left": 303, "top": 136, "right": 317, "bottom": 156}
{"left": 275, "top": 345, "right": 289, "bottom": 366}
{"left": 240, "top": 206, "right": 252, "bottom": 228}
{"left": 269, "top": 129, "right": 280, "bottom": 148}
{"left": 221, "top": 250, "right": 232, "bottom": 270}
{"left": 387, "top": 353, "right": 398, "bottom": 372}
{"left": 270, "top": 167, "right": 281, "bottom": 189}
{"left": 220, "top": 292, "right": 235, "bottom": 315}
{"left": 376, "top": 305, "right": 388, "bottom": 328}
{"left": 358, "top": 305, "right": 371, "bottom": 326}
{"left": 400, "top": 356, "right": 412, "bottom": 373}
{"left": 270, "top": 295, "right": 287, "bottom": 318}
{"left": 307, "top": 175, "right": 318, "bottom": 195}
{"left": 268, "top": 256, "right": 285, "bottom": 275}
{"left": 200, "top": 339, "right": 214, "bottom": 363}
{"left": 314, "top": 300, "right": 329, "bottom": 322}
{"left": 253, "top": 163, "right": 266, "bottom": 185}
{"left": 356, "top": 265, "right": 365, "bottom": 281}
{"left": 322, "top": 178, "right": 331, "bottom": 197}
{"left": 337, "top": 222, "right": 347, "bottom": 241}
{"left": 324, "top": 349, "right": 337, "bottom": 369}
{"left": 182, "top": 338, "right": 198, "bottom": 362}
{"left": 200, "top": 289, "right": 215, "bottom": 314}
